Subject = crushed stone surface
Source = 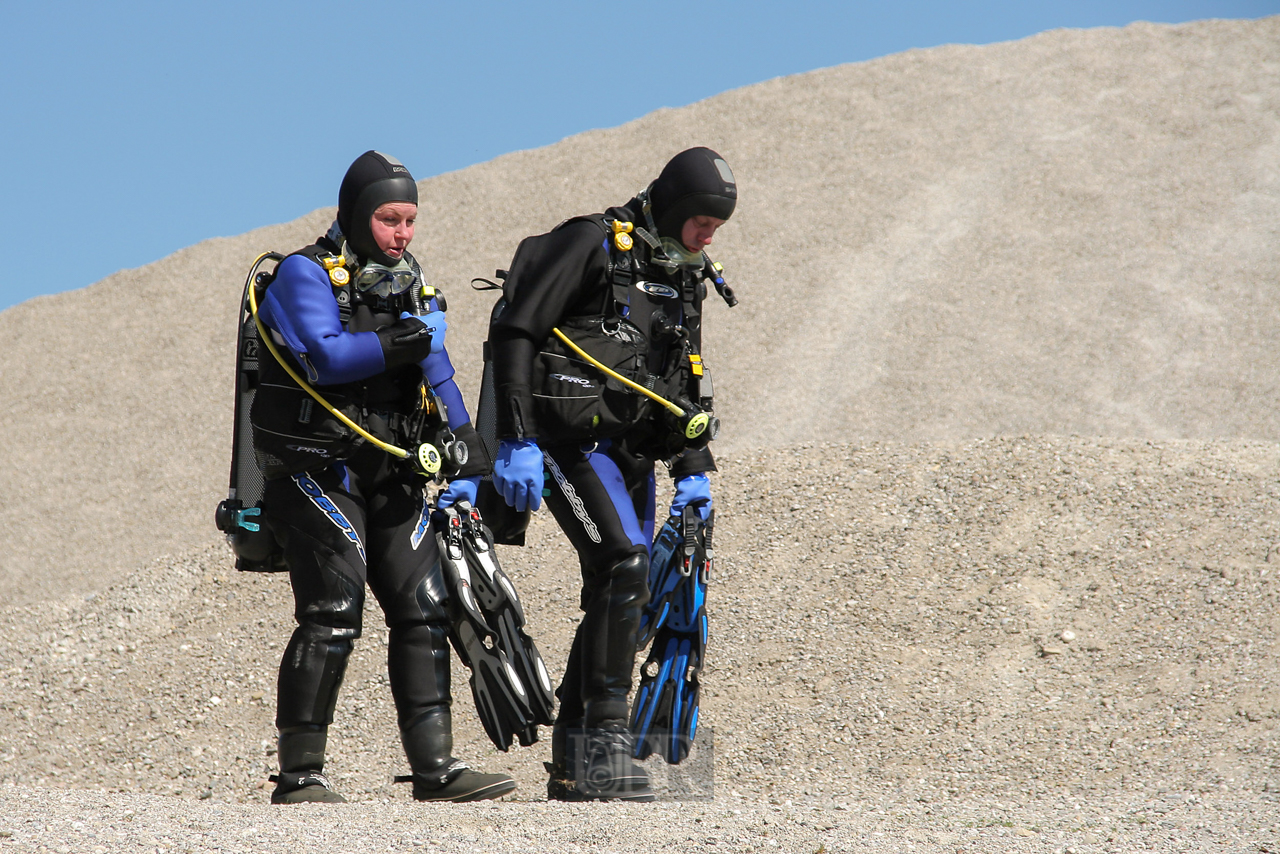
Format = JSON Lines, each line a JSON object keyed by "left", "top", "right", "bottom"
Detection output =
{"left": 1, "top": 17, "right": 1279, "bottom": 853}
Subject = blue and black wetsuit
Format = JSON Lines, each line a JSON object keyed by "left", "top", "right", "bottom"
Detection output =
{"left": 254, "top": 239, "right": 485, "bottom": 787}
{"left": 489, "top": 203, "right": 715, "bottom": 731}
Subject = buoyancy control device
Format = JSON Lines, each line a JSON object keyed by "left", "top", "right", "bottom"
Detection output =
{"left": 215, "top": 251, "right": 470, "bottom": 571}
{"left": 472, "top": 211, "right": 736, "bottom": 454}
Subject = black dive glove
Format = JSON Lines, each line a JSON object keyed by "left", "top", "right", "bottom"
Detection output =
{"left": 377, "top": 310, "right": 447, "bottom": 369}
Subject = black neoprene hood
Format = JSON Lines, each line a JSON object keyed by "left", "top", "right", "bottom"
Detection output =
{"left": 649, "top": 147, "right": 737, "bottom": 239}
{"left": 337, "top": 150, "right": 419, "bottom": 266}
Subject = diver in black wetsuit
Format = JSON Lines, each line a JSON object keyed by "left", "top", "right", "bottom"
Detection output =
{"left": 251, "top": 151, "right": 514, "bottom": 804}
{"left": 486, "top": 147, "right": 737, "bottom": 801}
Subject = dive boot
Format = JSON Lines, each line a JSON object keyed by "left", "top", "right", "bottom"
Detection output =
{"left": 545, "top": 718, "right": 578, "bottom": 801}
{"left": 407, "top": 759, "right": 516, "bottom": 802}
{"left": 545, "top": 763, "right": 574, "bottom": 801}
{"left": 552, "top": 723, "right": 654, "bottom": 802}
{"left": 271, "top": 726, "right": 346, "bottom": 804}
{"left": 269, "top": 771, "right": 347, "bottom": 804}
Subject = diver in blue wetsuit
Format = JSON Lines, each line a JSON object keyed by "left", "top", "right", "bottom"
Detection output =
{"left": 250, "top": 150, "right": 514, "bottom": 804}
{"left": 487, "top": 147, "right": 736, "bottom": 801}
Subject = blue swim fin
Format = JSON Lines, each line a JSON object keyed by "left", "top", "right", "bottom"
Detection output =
{"left": 631, "top": 506, "right": 711, "bottom": 764}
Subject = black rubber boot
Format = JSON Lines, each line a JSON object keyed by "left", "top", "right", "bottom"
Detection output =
{"left": 577, "top": 553, "right": 650, "bottom": 707}
{"left": 410, "top": 759, "right": 517, "bottom": 803}
{"left": 545, "top": 715, "right": 581, "bottom": 801}
{"left": 401, "top": 707, "right": 516, "bottom": 802}
{"left": 578, "top": 719, "right": 653, "bottom": 802}
{"left": 270, "top": 770, "right": 346, "bottom": 804}
{"left": 549, "top": 720, "right": 653, "bottom": 802}
{"left": 270, "top": 726, "right": 346, "bottom": 804}
{"left": 546, "top": 553, "right": 653, "bottom": 802}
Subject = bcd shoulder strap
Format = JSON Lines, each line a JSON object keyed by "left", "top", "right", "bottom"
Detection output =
{"left": 552, "top": 212, "right": 644, "bottom": 325}
{"left": 290, "top": 241, "right": 357, "bottom": 323}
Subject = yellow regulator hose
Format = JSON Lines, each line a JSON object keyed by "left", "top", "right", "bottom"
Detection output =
{"left": 248, "top": 260, "right": 411, "bottom": 460}
{"left": 550, "top": 327, "right": 686, "bottom": 417}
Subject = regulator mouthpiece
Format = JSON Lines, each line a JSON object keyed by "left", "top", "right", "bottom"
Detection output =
{"left": 215, "top": 499, "right": 260, "bottom": 533}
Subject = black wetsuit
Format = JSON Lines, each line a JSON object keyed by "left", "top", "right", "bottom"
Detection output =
{"left": 256, "top": 240, "right": 486, "bottom": 782}
{"left": 490, "top": 202, "right": 715, "bottom": 728}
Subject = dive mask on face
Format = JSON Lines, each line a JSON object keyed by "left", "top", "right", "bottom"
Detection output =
{"left": 356, "top": 259, "right": 418, "bottom": 297}
{"left": 659, "top": 237, "right": 707, "bottom": 271}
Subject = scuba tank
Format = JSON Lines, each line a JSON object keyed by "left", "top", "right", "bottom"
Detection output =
{"left": 215, "top": 253, "right": 287, "bottom": 571}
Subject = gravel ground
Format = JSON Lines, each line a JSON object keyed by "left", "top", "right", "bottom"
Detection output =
{"left": 2, "top": 438, "right": 1279, "bottom": 850}
{"left": 1, "top": 16, "right": 1279, "bottom": 854}
{"left": 0, "top": 789, "right": 1274, "bottom": 853}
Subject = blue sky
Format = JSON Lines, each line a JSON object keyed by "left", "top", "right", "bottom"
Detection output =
{"left": 2, "top": 1, "right": 1275, "bottom": 312}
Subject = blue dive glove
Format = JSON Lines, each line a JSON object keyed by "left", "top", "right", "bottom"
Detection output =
{"left": 670, "top": 473, "right": 712, "bottom": 520}
{"left": 398, "top": 310, "right": 447, "bottom": 354}
{"left": 493, "top": 439, "right": 544, "bottom": 513}
{"left": 436, "top": 476, "right": 479, "bottom": 510}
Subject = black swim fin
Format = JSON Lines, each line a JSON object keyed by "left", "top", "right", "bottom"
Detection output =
{"left": 436, "top": 503, "right": 555, "bottom": 750}
{"left": 458, "top": 503, "right": 556, "bottom": 734}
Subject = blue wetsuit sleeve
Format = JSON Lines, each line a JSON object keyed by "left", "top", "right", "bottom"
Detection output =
{"left": 417, "top": 295, "right": 458, "bottom": 387}
{"left": 420, "top": 344, "right": 456, "bottom": 388}
{"left": 432, "top": 377, "right": 471, "bottom": 429}
{"left": 420, "top": 322, "right": 469, "bottom": 427}
{"left": 258, "top": 254, "right": 386, "bottom": 385}
{"left": 427, "top": 342, "right": 487, "bottom": 475}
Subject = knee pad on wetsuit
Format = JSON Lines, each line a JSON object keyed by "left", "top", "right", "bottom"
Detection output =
{"left": 276, "top": 622, "right": 359, "bottom": 729}
{"left": 412, "top": 564, "right": 450, "bottom": 623}
{"left": 580, "top": 549, "right": 650, "bottom": 610}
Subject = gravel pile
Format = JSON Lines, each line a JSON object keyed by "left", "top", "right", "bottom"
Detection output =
{"left": 1, "top": 16, "right": 1279, "bottom": 853}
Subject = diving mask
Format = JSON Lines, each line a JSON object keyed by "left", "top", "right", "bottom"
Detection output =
{"left": 659, "top": 237, "right": 707, "bottom": 271}
{"left": 356, "top": 259, "right": 419, "bottom": 297}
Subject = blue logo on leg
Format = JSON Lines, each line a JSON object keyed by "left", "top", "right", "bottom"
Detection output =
{"left": 410, "top": 489, "right": 432, "bottom": 551}
{"left": 292, "top": 474, "right": 366, "bottom": 563}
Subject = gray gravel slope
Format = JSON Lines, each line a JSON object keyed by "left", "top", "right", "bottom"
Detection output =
{"left": 1, "top": 17, "right": 1277, "bottom": 606}
{"left": 0, "top": 16, "right": 1279, "bottom": 853}
{"left": 2, "top": 438, "right": 1279, "bottom": 850}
